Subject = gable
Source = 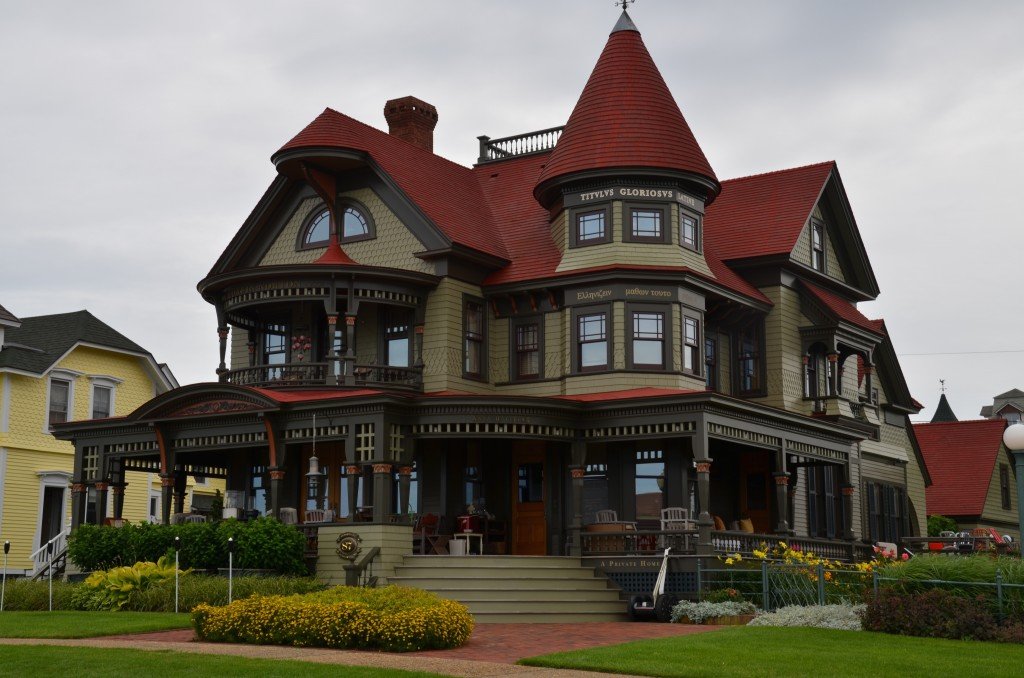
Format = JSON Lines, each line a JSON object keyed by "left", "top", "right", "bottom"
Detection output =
{"left": 792, "top": 206, "right": 847, "bottom": 284}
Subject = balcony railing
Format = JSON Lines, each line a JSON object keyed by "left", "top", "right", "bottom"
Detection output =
{"left": 580, "top": 527, "right": 872, "bottom": 562}
{"left": 221, "top": 361, "right": 423, "bottom": 390}
{"left": 477, "top": 126, "right": 564, "bottom": 163}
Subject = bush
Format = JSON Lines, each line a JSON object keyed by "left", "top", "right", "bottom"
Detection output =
{"left": 192, "top": 585, "right": 474, "bottom": 652}
{"left": 74, "top": 556, "right": 185, "bottom": 610}
{"left": 703, "top": 587, "right": 744, "bottom": 603}
{"left": 68, "top": 518, "right": 306, "bottom": 575}
{"left": 748, "top": 603, "right": 865, "bottom": 630}
{"left": 0, "top": 579, "right": 81, "bottom": 611}
{"left": 927, "top": 515, "right": 958, "bottom": 537}
{"left": 862, "top": 589, "right": 1022, "bottom": 641}
{"left": 671, "top": 600, "right": 756, "bottom": 624}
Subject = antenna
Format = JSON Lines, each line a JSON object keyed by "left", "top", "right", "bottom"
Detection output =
{"left": 614, "top": 0, "right": 636, "bottom": 9}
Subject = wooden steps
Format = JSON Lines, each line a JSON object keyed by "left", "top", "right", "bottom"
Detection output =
{"left": 390, "top": 555, "right": 627, "bottom": 623}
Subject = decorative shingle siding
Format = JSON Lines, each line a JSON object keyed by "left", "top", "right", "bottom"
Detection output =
{"left": 755, "top": 285, "right": 806, "bottom": 412}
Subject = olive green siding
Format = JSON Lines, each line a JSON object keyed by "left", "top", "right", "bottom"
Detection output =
{"left": 754, "top": 285, "right": 808, "bottom": 413}
{"left": 230, "top": 328, "right": 249, "bottom": 371}
{"left": 259, "top": 190, "right": 435, "bottom": 274}
{"left": 421, "top": 277, "right": 491, "bottom": 394}
{"left": 545, "top": 312, "right": 565, "bottom": 379}
{"left": 355, "top": 303, "right": 380, "bottom": 365}
{"left": 612, "top": 301, "right": 626, "bottom": 370}
{"left": 553, "top": 202, "right": 713, "bottom": 276}
{"left": 792, "top": 207, "right": 847, "bottom": 284}
{"left": 977, "top": 451, "right": 1020, "bottom": 540}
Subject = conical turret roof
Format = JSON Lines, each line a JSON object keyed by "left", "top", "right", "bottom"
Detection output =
{"left": 931, "top": 393, "right": 959, "bottom": 423}
{"left": 535, "top": 11, "right": 718, "bottom": 203}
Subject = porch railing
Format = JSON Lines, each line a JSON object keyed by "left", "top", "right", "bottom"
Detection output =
{"left": 221, "top": 362, "right": 423, "bottom": 390}
{"left": 477, "top": 126, "right": 564, "bottom": 163}
{"left": 580, "top": 527, "right": 871, "bottom": 562}
{"left": 30, "top": 528, "right": 70, "bottom": 579}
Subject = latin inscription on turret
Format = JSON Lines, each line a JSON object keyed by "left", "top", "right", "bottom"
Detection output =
{"left": 565, "top": 185, "right": 704, "bottom": 213}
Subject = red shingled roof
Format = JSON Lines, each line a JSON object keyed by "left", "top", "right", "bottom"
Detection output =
{"left": 914, "top": 419, "right": 1007, "bottom": 516}
{"left": 278, "top": 108, "right": 507, "bottom": 260}
{"left": 801, "top": 281, "right": 882, "bottom": 335}
{"left": 250, "top": 388, "right": 384, "bottom": 403}
{"left": 535, "top": 20, "right": 717, "bottom": 196}
{"left": 705, "top": 162, "right": 834, "bottom": 262}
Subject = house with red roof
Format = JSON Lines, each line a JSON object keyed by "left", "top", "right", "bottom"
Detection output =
{"left": 914, "top": 418, "right": 1019, "bottom": 540}
{"left": 53, "top": 9, "right": 928, "bottom": 611}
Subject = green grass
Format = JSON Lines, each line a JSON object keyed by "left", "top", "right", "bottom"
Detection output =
{"left": 0, "top": 612, "right": 191, "bottom": 638}
{"left": 0, "top": 646, "right": 442, "bottom": 677}
{"left": 520, "top": 627, "right": 1024, "bottom": 678}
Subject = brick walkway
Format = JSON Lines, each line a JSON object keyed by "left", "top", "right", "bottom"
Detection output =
{"left": 107, "top": 621, "right": 718, "bottom": 664}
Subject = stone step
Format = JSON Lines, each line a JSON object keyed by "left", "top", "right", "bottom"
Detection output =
{"left": 417, "top": 587, "right": 621, "bottom": 602}
{"left": 460, "top": 599, "right": 626, "bottom": 614}
{"left": 393, "top": 565, "right": 599, "bottom": 579}
{"left": 403, "top": 555, "right": 581, "bottom": 566}
{"left": 472, "top": 611, "right": 629, "bottom": 624}
{"left": 390, "top": 575, "right": 614, "bottom": 591}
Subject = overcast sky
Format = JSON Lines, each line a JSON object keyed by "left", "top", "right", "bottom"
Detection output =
{"left": 1, "top": 0, "right": 1021, "bottom": 422}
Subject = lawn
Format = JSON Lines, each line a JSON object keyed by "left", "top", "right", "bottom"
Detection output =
{"left": 520, "top": 627, "right": 1024, "bottom": 678}
{"left": 0, "top": 646, "right": 443, "bottom": 677}
{"left": 0, "top": 612, "right": 192, "bottom": 638}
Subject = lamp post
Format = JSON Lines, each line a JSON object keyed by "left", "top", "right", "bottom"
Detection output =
{"left": 307, "top": 454, "right": 322, "bottom": 512}
{"left": 174, "top": 536, "right": 181, "bottom": 614}
{"left": 1, "top": 541, "right": 9, "bottom": 612}
{"left": 227, "top": 537, "right": 235, "bottom": 604}
{"left": 1003, "top": 423, "right": 1024, "bottom": 541}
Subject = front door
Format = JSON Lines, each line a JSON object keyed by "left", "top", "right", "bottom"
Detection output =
{"left": 511, "top": 442, "right": 547, "bottom": 555}
{"left": 739, "top": 452, "right": 772, "bottom": 533}
{"left": 39, "top": 486, "right": 65, "bottom": 549}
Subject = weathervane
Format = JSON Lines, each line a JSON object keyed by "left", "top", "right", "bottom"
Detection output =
{"left": 940, "top": 379, "right": 946, "bottom": 393}
{"left": 614, "top": 0, "right": 636, "bottom": 9}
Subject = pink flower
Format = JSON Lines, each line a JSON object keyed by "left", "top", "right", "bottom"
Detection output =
{"left": 901, "top": 552, "right": 909, "bottom": 561}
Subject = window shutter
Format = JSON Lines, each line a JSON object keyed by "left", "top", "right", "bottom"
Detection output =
{"left": 823, "top": 466, "right": 836, "bottom": 539}
{"left": 806, "top": 468, "right": 819, "bottom": 537}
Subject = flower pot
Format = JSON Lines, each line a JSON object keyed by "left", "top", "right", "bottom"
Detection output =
{"left": 678, "top": 614, "right": 755, "bottom": 626}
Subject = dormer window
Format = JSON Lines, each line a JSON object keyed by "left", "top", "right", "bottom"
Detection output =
{"left": 570, "top": 205, "right": 611, "bottom": 247}
{"left": 811, "top": 219, "right": 825, "bottom": 272}
{"left": 680, "top": 210, "right": 701, "bottom": 252}
{"left": 299, "top": 201, "right": 375, "bottom": 249}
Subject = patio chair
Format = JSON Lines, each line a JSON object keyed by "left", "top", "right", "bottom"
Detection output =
{"left": 595, "top": 509, "right": 618, "bottom": 523}
{"left": 279, "top": 507, "right": 298, "bottom": 525}
{"left": 425, "top": 515, "right": 452, "bottom": 555}
{"left": 182, "top": 514, "right": 207, "bottom": 524}
{"left": 412, "top": 513, "right": 440, "bottom": 554}
{"left": 304, "top": 509, "right": 333, "bottom": 524}
{"left": 659, "top": 507, "right": 692, "bottom": 549}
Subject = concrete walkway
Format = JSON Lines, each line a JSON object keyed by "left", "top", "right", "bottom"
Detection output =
{"left": 0, "top": 622, "right": 719, "bottom": 677}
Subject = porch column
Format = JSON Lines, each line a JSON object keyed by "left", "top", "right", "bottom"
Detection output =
{"left": 827, "top": 353, "right": 839, "bottom": 396}
{"left": 111, "top": 484, "right": 126, "bottom": 520}
{"left": 863, "top": 363, "right": 874, "bottom": 401}
{"left": 773, "top": 472, "right": 791, "bottom": 534}
{"left": 570, "top": 466, "right": 585, "bottom": 556}
{"left": 269, "top": 469, "right": 285, "bottom": 519}
{"left": 344, "top": 314, "right": 357, "bottom": 385}
{"left": 346, "top": 465, "right": 360, "bottom": 518}
{"left": 95, "top": 482, "right": 109, "bottom": 525}
{"left": 841, "top": 484, "right": 856, "bottom": 540}
{"left": 216, "top": 303, "right": 229, "bottom": 378}
{"left": 160, "top": 474, "right": 174, "bottom": 525}
{"left": 695, "top": 459, "right": 713, "bottom": 555}
{"left": 398, "top": 465, "right": 413, "bottom": 520}
{"left": 326, "top": 313, "right": 339, "bottom": 386}
{"left": 70, "top": 482, "right": 87, "bottom": 530}
{"left": 372, "top": 463, "right": 393, "bottom": 523}
{"left": 173, "top": 469, "right": 187, "bottom": 515}
{"left": 247, "top": 339, "right": 256, "bottom": 367}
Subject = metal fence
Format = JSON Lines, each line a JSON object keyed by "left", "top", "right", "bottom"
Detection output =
{"left": 872, "top": 572, "right": 1024, "bottom": 622}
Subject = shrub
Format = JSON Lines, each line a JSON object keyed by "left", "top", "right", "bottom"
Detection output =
{"left": 0, "top": 579, "right": 80, "bottom": 611}
{"left": 671, "top": 600, "right": 756, "bottom": 624}
{"left": 748, "top": 603, "right": 865, "bottom": 630}
{"left": 126, "top": 574, "right": 325, "bottom": 612}
{"left": 74, "top": 556, "right": 186, "bottom": 611}
{"left": 863, "top": 589, "right": 1007, "bottom": 641}
{"left": 68, "top": 518, "right": 306, "bottom": 575}
{"left": 703, "top": 587, "right": 744, "bottom": 603}
{"left": 192, "top": 585, "right": 474, "bottom": 652}
{"left": 927, "top": 515, "right": 958, "bottom": 537}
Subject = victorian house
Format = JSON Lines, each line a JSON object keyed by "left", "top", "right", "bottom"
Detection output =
{"left": 54, "top": 11, "right": 927, "bottom": 576}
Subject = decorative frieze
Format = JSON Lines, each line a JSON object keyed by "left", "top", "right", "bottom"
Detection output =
{"left": 176, "top": 431, "right": 266, "bottom": 450}
{"left": 412, "top": 421, "right": 572, "bottom": 438}
{"left": 707, "top": 423, "right": 781, "bottom": 448}
{"left": 786, "top": 440, "right": 848, "bottom": 463}
{"left": 584, "top": 420, "right": 694, "bottom": 440}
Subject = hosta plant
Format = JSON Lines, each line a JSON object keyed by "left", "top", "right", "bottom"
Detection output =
{"left": 77, "top": 556, "right": 189, "bottom": 610}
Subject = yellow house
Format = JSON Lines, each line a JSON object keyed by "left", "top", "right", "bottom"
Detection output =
{"left": 0, "top": 305, "right": 217, "bottom": 575}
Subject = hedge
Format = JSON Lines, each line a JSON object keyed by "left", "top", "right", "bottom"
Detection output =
{"left": 68, "top": 518, "right": 306, "bottom": 575}
{"left": 192, "top": 585, "right": 474, "bottom": 652}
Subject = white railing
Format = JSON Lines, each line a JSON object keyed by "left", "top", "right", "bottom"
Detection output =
{"left": 31, "top": 528, "right": 70, "bottom": 575}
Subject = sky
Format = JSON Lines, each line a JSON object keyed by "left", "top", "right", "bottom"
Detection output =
{"left": 1, "top": 0, "right": 1021, "bottom": 422}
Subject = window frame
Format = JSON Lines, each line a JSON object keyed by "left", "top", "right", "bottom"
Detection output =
{"left": 573, "top": 304, "right": 612, "bottom": 374}
{"left": 679, "top": 207, "right": 702, "bottom": 252}
{"left": 681, "top": 313, "right": 702, "bottom": 376}
{"left": 627, "top": 303, "right": 669, "bottom": 371}
{"left": 89, "top": 377, "right": 120, "bottom": 420}
{"left": 380, "top": 307, "right": 413, "bottom": 368}
{"left": 462, "top": 296, "right": 487, "bottom": 381}
{"left": 1000, "top": 463, "right": 1012, "bottom": 510}
{"left": 510, "top": 316, "right": 544, "bottom": 381}
{"left": 865, "top": 480, "right": 910, "bottom": 543}
{"left": 570, "top": 205, "right": 612, "bottom": 248}
{"left": 296, "top": 199, "right": 377, "bottom": 251}
{"left": 45, "top": 371, "right": 77, "bottom": 431}
{"left": 734, "top": 320, "right": 765, "bottom": 396}
{"left": 704, "top": 335, "right": 717, "bottom": 390}
{"left": 810, "top": 218, "right": 826, "bottom": 273}
{"left": 623, "top": 203, "right": 669, "bottom": 244}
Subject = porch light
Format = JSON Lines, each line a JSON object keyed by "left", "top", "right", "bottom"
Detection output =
{"left": 1002, "top": 423, "right": 1024, "bottom": 541}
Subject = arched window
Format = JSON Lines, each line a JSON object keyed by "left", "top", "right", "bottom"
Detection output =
{"left": 298, "top": 201, "right": 375, "bottom": 250}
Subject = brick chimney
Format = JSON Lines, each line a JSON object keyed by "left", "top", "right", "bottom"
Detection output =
{"left": 384, "top": 96, "right": 438, "bottom": 152}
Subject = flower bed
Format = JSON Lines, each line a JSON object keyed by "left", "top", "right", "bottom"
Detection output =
{"left": 192, "top": 585, "right": 474, "bottom": 652}
{"left": 671, "top": 600, "right": 756, "bottom": 624}
{"left": 748, "top": 603, "right": 865, "bottom": 630}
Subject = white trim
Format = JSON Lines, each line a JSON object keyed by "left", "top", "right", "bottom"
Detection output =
{"left": 46, "top": 342, "right": 175, "bottom": 393}
{"left": 88, "top": 374, "right": 124, "bottom": 386}
{"left": 0, "top": 366, "right": 42, "bottom": 378}
{"left": 33, "top": 470, "right": 71, "bottom": 553}
{"left": 0, "top": 373, "right": 9, "bottom": 432}
{"left": 0, "top": 448, "right": 7, "bottom": 534}
{"left": 42, "top": 373, "right": 76, "bottom": 434}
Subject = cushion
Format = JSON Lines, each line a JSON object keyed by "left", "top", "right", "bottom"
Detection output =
{"left": 713, "top": 515, "right": 725, "bottom": 531}
{"left": 738, "top": 518, "right": 755, "bottom": 533}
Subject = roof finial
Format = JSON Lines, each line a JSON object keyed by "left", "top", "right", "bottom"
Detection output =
{"left": 940, "top": 378, "right": 946, "bottom": 394}
{"left": 614, "top": 0, "right": 636, "bottom": 9}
